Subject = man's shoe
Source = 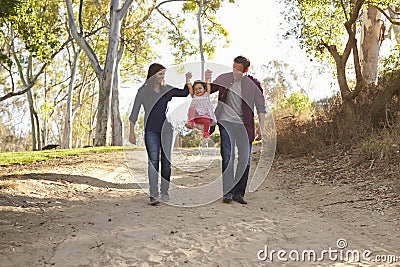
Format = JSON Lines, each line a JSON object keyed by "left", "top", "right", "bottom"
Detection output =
{"left": 233, "top": 195, "right": 247, "bottom": 205}
{"left": 149, "top": 196, "right": 160, "bottom": 206}
{"left": 223, "top": 193, "right": 233, "bottom": 203}
{"left": 160, "top": 193, "right": 170, "bottom": 202}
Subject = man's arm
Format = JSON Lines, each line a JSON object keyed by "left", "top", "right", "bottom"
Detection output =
{"left": 249, "top": 75, "right": 267, "bottom": 141}
{"left": 185, "top": 72, "right": 194, "bottom": 97}
{"left": 255, "top": 112, "right": 266, "bottom": 141}
{"left": 207, "top": 69, "right": 222, "bottom": 94}
{"left": 205, "top": 69, "right": 211, "bottom": 95}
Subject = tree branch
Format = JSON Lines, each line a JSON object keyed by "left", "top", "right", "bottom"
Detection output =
{"left": 66, "top": 0, "right": 102, "bottom": 79}
{"left": 119, "top": 0, "right": 135, "bottom": 19}
{"left": 133, "top": 0, "right": 157, "bottom": 28}
{"left": 340, "top": 0, "right": 349, "bottom": 21}
{"left": 373, "top": 5, "right": 400, "bottom": 26}
{"left": 0, "top": 38, "right": 72, "bottom": 102}
{"left": 156, "top": 7, "right": 181, "bottom": 33}
{"left": 156, "top": 0, "right": 190, "bottom": 9}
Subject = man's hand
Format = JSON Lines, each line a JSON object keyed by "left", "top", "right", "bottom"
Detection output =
{"left": 255, "top": 128, "right": 262, "bottom": 141}
{"left": 205, "top": 69, "right": 213, "bottom": 82}
{"left": 255, "top": 113, "right": 266, "bottom": 142}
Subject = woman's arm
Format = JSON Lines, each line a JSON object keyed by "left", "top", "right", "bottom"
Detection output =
{"left": 129, "top": 89, "right": 143, "bottom": 124}
{"left": 129, "top": 88, "right": 144, "bottom": 144}
{"left": 129, "top": 121, "right": 136, "bottom": 144}
{"left": 186, "top": 71, "right": 194, "bottom": 97}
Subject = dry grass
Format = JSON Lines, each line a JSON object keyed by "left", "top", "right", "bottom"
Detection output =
{"left": 0, "top": 178, "right": 19, "bottom": 190}
{"left": 275, "top": 94, "right": 400, "bottom": 163}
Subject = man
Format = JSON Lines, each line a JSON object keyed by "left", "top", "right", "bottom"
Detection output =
{"left": 209, "top": 55, "right": 266, "bottom": 204}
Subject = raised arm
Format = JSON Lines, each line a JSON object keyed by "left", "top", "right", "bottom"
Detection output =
{"left": 205, "top": 69, "right": 212, "bottom": 95}
{"left": 185, "top": 71, "right": 194, "bottom": 97}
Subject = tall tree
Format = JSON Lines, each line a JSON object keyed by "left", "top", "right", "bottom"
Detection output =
{"left": 66, "top": 0, "right": 233, "bottom": 146}
{"left": 283, "top": 0, "right": 400, "bottom": 124}
{"left": 360, "top": 5, "right": 382, "bottom": 86}
{"left": 1, "top": 0, "right": 67, "bottom": 150}
{"left": 62, "top": 42, "right": 82, "bottom": 149}
{"left": 66, "top": 0, "right": 134, "bottom": 146}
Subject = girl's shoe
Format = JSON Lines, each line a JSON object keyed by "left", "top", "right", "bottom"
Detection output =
{"left": 185, "top": 122, "right": 194, "bottom": 129}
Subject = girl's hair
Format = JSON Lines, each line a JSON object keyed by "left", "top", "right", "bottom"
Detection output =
{"left": 146, "top": 63, "right": 166, "bottom": 80}
{"left": 193, "top": 80, "right": 206, "bottom": 90}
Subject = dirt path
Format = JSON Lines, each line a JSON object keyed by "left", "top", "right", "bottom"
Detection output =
{"left": 0, "top": 149, "right": 399, "bottom": 266}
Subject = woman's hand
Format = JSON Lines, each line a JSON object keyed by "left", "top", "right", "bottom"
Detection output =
{"left": 185, "top": 72, "right": 193, "bottom": 83}
{"left": 129, "top": 131, "right": 136, "bottom": 145}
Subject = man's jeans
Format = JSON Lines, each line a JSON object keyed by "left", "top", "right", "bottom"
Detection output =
{"left": 144, "top": 130, "right": 173, "bottom": 198}
{"left": 219, "top": 121, "right": 252, "bottom": 197}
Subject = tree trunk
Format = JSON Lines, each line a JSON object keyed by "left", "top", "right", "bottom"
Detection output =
{"left": 66, "top": 0, "right": 133, "bottom": 147}
{"left": 197, "top": 0, "right": 204, "bottom": 80}
{"left": 27, "top": 55, "right": 42, "bottom": 151}
{"left": 111, "top": 45, "right": 124, "bottom": 146}
{"left": 63, "top": 48, "right": 81, "bottom": 149}
{"left": 42, "top": 72, "right": 48, "bottom": 146}
{"left": 27, "top": 90, "right": 41, "bottom": 150}
{"left": 360, "top": 6, "right": 381, "bottom": 86}
{"left": 94, "top": 1, "right": 128, "bottom": 146}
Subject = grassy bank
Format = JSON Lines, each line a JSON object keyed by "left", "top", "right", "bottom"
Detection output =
{"left": 0, "top": 146, "right": 141, "bottom": 167}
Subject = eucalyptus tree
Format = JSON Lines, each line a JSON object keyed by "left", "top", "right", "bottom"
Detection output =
{"left": 261, "top": 60, "right": 300, "bottom": 107}
{"left": 1, "top": 0, "right": 67, "bottom": 150}
{"left": 62, "top": 40, "right": 82, "bottom": 149}
{"left": 283, "top": 0, "right": 400, "bottom": 124}
{"left": 178, "top": 0, "right": 233, "bottom": 79}
{"left": 168, "top": 0, "right": 232, "bottom": 64}
{"left": 360, "top": 5, "right": 382, "bottom": 86}
{"left": 66, "top": 0, "right": 233, "bottom": 146}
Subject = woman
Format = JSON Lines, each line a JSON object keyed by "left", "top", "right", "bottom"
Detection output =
{"left": 129, "top": 63, "right": 189, "bottom": 205}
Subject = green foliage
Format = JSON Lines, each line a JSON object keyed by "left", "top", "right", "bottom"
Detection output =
{"left": 163, "top": 0, "right": 233, "bottom": 64}
{"left": 41, "top": 100, "right": 54, "bottom": 120}
{"left": 379, "top": 44, "right": 400, "bottom": 82}
{"left": 262, "top": 60, "right": 299, "bottom": 106}
{"left": 283, "top": 0, "right": 398, "bottom": 63}
{"left": 8, "top": 0, "right": 63, "bottom": 62}
{"left": 0, "top": 0, "right": 22, "bottom": 18}
{"left": 283, "top": 91, "right": 312, "bottom": 115}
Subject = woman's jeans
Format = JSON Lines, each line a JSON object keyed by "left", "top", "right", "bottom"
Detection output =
{"left": 144, "top": 130, "right": 173, "bottom": 198}
{"left": 219, "top": 121, "right": 252, "bottom": 197}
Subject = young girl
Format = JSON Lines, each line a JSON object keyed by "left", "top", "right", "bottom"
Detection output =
{"left": 185, "top": 71, "right": 217, "bottom": 138}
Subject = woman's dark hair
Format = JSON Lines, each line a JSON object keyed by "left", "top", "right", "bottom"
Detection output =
{"left": 146, "top": 63, "right": 166, "bottom": 80}
{"left": 234, "top": 55, "right": 250, "bottom": 70}
{"left": 193, "top": 80, "right": 206, "bottom": 90}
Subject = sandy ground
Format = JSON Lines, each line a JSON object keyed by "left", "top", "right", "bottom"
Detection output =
{"left": 0, "top": 147, "right": 399, "bottom": 267}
